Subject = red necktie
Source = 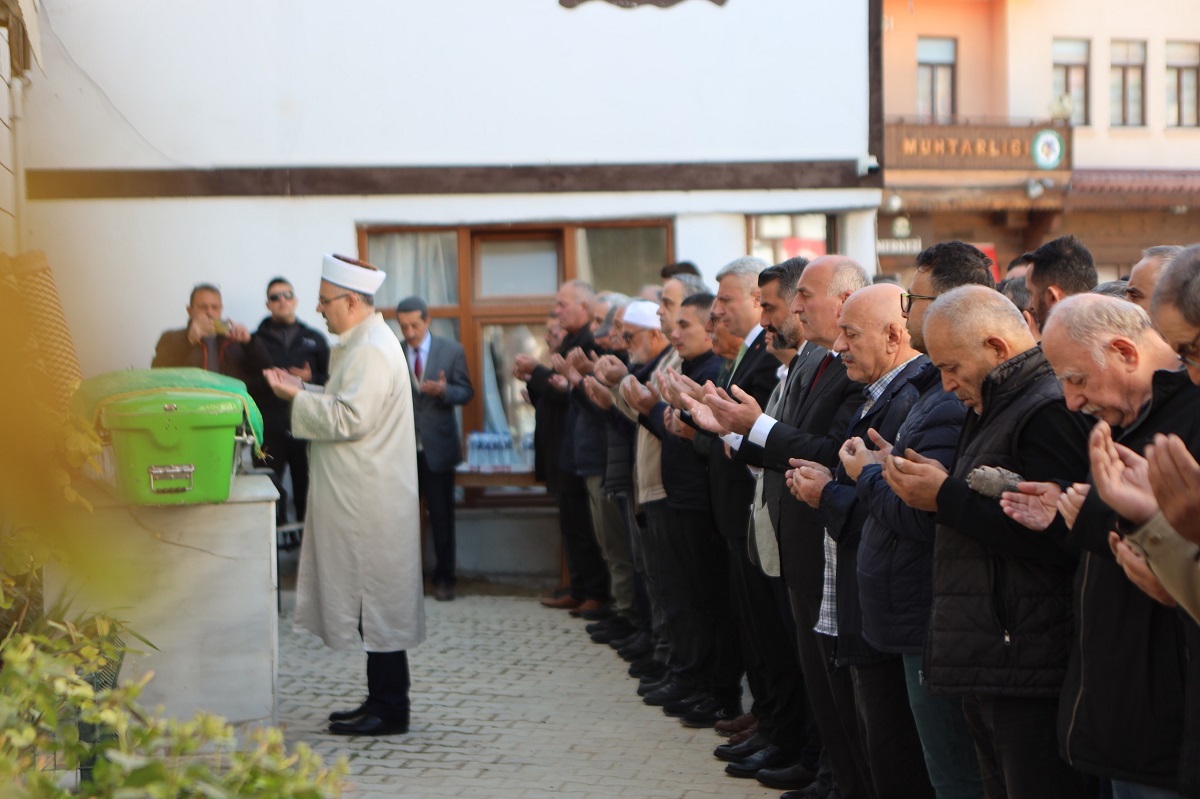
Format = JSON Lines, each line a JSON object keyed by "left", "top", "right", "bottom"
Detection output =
{"left": 811, "top": 353, "right": 834, "bottom": 388}
{"left": 413, "top": 349, "right": 423, "bottom": 380}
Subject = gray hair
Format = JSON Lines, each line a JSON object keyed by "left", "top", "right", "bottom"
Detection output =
{"left": 716, "top": 256, "right": 770, "bottom": 284}
{"left": 563, "top": 278, "right": 595, "bottom": 306}
{"left": 669, "top": 273, "right": 711, "bottom": 298}
{"left": 1153, "top": 243, "right": 1200, "bottom": 326}
{"left": 1092, "top": 280, "right": 1130, "bottom": 299}
{"left": 1143, "top": 244, "right": 1185, "bottom": 266}
{"left": 1046, "top": 293, "right": 1154, "bottom": 365}
{"left": 926, "top": 285, "right": 1030, "bottom": 341}
{"left": 827, "top": 257, "right": 871, "bottom": 297}
{"left": 595, "top": 290, "right": 629, "bottom": 309}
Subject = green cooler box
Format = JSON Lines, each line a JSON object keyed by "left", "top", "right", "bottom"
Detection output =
{"left": 98, "top": 391, "right": 245, "bottom": 505}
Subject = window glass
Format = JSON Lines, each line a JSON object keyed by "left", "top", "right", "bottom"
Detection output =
{"left": 574, "top": 225, "right": 669, "bottom": 297}
{"left": 1167, "top": 42, "right": 1200, "bottom": 66}
{"left": 917, "top": 37, "right": 956, "bottom": 64}
{"left": 748, "top": 214, "right": 828, "bottom": 266}
{"left": 477, "top": 239, "right": 558, "bottom": 298}
{"left": 478, "top": 322, "right": 546, "bottom": 443}
{"left": 1053, "top": 39, "right": 1090, "bottom": 65}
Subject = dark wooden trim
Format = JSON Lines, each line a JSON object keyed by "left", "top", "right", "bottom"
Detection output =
{"left": 868, "top": 0, "right": 884, "bottom": 186}
{"left": 29, "top": 160, "right": 871, "bottom": 200}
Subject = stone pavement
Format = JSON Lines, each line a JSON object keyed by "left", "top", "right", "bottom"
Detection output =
{"left": 278, "top": 592, "right": 781, "bottom": 799}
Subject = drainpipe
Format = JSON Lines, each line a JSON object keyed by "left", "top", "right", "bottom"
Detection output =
{"left": 11, "top": 69, "right": 29, "bottom": 253}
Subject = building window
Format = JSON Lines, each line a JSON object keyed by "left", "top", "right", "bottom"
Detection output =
{"left": 361, "top": 220, "right": 671, "bottom": 480}
{"left": 748, "top": 214, "right": 829, "bottom": 266}
{"left": 1053, "top": 38, "right": 1090, "bottom": 126}
{"left": 917, "top": 38, "right": 956, "bottom": 123}
{"left": 1167, "top": 41, "right": 1200, "bottom": 128}
{"left": 1110, "top": 40, "right": 1146, "bottom": 127}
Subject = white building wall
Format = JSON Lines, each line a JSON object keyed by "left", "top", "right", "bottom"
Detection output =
{"left": 29, "top": 0, "right": 870, "bottom": 169}
{"left": 1005, "top": 0, "right": 1200, "bottom": 170}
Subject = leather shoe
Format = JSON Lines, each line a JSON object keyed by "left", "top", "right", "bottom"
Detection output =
{"left": 328, "top": 700, "right": 368, "bottom": 723}
{"left": 618, "top": 635, "right": 653, "bottom": 662}
{"left": 540, "top": 595, "right": 581, "bottom": 609}
{"left": 780, "top": 780, "right": 835, "bottom": 799}
{"left": 328, "top": 714, "right": 408, "bottom": 736}
{"left": 590, "top": 619, "right": 636, "bottom": 644}
{"left": 663, "top": 691, "right": 711, "bottom": 717}
{"left": 568, "top": 599, "right": 608, "bottom": 617}
{"left": 628, "top": 657, "right": 664, "bottom": 678}
{"left": 585, "top": 619, "right": 615, "bottom": 635}
{"left": 756, "top": 761, "right": 818, "bottom": 790}
{"left": 434, "top": 585, "right": 455, "bottom": 601}
{"left": 642, "top": 679, "right": 696, "bottom": 706}
{"left": 637, "top": 674, "right": 671, "bottom": 696}
{"left": 714, "top": 712, "right": 757, "bottom": 736}
{"left": 727, "top": 723, "right": 760, "bottom": 745}
{"left": 680, "top": 696, "right": 741, "bottom": 728}
{"left": 724, "top": 744, "right": 794, "bottom": 778}
{"left": 714, "top": 731, "right": 768, "bottom": 762}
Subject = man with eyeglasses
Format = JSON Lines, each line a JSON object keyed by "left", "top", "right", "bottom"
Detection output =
{"left": 253, "top": 277, "right": 331, "bottom": 531}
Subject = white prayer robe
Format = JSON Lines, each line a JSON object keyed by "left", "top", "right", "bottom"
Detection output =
{"left": 290, "top": 312, "right": 425, "bottom": 651}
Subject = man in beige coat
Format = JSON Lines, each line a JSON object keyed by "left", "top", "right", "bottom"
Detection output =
{"left": 265, "top": 253, "right": 423, "bottom": 737}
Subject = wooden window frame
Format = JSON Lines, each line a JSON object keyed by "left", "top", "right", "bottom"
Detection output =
{"left": 357, "top": 218, "right": 673, "bottom": 502}
{"left": 1110, "top": 41, "right": 1147, "bottom": 128}
{"left": 1166, "top": 43, "right": 1200, "bottom": 128}
{"left": 917, "top": 37, "right": 957, "bottom": 124}
{"left": 1053, "top": 39, "right": 1091, "bottom": 127}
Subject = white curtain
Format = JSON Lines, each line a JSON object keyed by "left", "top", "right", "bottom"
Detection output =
{"left": 368, "top": 232, "right": 458, "bottom": 310}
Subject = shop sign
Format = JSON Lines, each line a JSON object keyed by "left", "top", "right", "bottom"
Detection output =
{"left": 886, "top": 122, "right": 1071, "bottom": 171}
{"left": 877, "top": 237, "right": 923, "bottom": 256}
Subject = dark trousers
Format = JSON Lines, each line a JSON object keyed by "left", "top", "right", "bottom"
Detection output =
{"left": 615, "top": 492, "right": 653, "bottom": 636}
{"left": 417, "top": 450, "right": 457, "bottom": 588}
{"left": 850, "top": 658, "right": 935, "bottom": 799}
{"left": 556, "top": 472, "right": 609, "bottom": 602}
{"left": 790, "top": 577, "right": 877, "bottom": 799}
{"left": 366, "top": 650, "right": 411, "bottom": 725}
{"left": 727, "top": 533, "right": 813, "bottom": 756}
{"left": 258, "top": 426, "right": 310, "bottom": 525}
{"left": 658, "top": 507, "right": 740, "bottom": 695}
{"left": 961, "top": 693, "right": 1088, "bottom": 799}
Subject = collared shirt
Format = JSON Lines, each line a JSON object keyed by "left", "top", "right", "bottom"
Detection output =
{"left": 406, "top": 330, "right": 432, "bottom": 381}
{"left": 749, "top": 346, "right": 831, "bottom": 448}
{"left": 814, "top": 355, "right": 919, "bottom": 637}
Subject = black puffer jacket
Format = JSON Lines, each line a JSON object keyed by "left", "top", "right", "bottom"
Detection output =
{"left": 1060, "top": 368, "right": 1200, "bottom": 793}
{"left": 926, "top": 346, "right": 1091, "bottom": 698}
{"left": 856, "top": 364, "right": 966, "bottom": 654}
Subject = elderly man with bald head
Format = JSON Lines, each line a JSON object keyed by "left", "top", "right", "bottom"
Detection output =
{"left": 885, "top": 285, "right": 1092, "bottom": 799}
{"left": 1000, "top": 292, "right": 1200, "bottom": 798}
{"left": 787, "top": 282, "right": 935, "bottom": 799}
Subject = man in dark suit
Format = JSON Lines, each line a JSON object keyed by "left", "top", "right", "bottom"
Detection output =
{"left": 396, "top": 296, "right": 475, "bottom": 602}
{"left": 702, "top": 256, "right": 875, "bottom": 799}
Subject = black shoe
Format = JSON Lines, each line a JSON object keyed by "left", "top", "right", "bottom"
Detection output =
{"left": 663, "top": 691, "right": 711, "bottom": 717}
{"left": 590, "top": 619, "right": 636, "bottom": 644}
{"left": 618, "top": 635, "right": 653, "bottom": 662}
{"left": 636, "top": 674, "right": 672, "bottom": 696}
{"left": 679, "top": 696, "right": 741, "bottom": 728}
{"left": 642, "top": 679, "right": 696, "bottom": 706}
{"left": 628, "top": 658, "right": 664, "bottom": 678}
{"left": 585, "top": 619, "right": 616, "bottom": 635}
{"left": 724, "top": 744, "right": 793, "bottom": 778}
{"left": 579, "top": 603, "right": 615, "bottom": 621}
{"left": 328, "top": 714, "right": 409, "bottom": 736}
{"left": 607, "top": 630, "right": 641, "bottom": 650}
{"left": 327, "top": 700, "right": 369, "bottom": 723}
{"left": 714, "top": 731, "right": 769, "bottom": 762}
{"left": 757, "top": 761, "right": 819, "bottom": 790}
{"left": 780, "top": 781, "right": 834, "bottom": 799}
{"left": 434, "top": 584, "right": 455, "bottom": 602}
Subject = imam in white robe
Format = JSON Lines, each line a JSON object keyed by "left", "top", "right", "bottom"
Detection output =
{"left": 290, "top": 312, "right": 425, "bottom": 652}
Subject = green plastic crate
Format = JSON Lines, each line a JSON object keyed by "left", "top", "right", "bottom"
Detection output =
{"left": 98, "top": 390, "right": 244, "bottom": 505}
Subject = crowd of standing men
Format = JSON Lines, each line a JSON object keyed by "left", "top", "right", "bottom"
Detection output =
{"left": 515, "top": 238, "right": 1200, "bottom": 799}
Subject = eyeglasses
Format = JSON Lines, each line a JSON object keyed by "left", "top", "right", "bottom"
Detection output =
{"left": 268, "top": 291, "right": 294, "bottom": 302}
{"left": 317, "top": 293, "right": 352, "bottom": 308}
{"left": 1177, "top": 329, "right": 1200, "bottom": 369}
{"left": 900, "top": 292, "right": 938, "bottom": 314}
{"left": 621, "top": 329, "right": 646, "bottom": 343}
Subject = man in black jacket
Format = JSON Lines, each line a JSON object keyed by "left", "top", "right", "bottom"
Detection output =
{"left": 885, "top": 286, "right": 1091, "bottom": 799}
{"left": 698, "top": 256, "right": 875, "bottom": 798}
{"left": 1003, "top": 293, "right": 1200, "bottom": 799}
{"left": 253, "top": 277, "right": 331, "bottom": 528}
{"left": 789, "top": 283, "right": 934, "bottom": 799}
{"left": 842, "top": 242, "right": 991, "bottom": 799}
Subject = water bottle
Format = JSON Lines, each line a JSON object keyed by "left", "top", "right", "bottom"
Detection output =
{"left": 502, "top": 435, "right": 513, "bottom": 467}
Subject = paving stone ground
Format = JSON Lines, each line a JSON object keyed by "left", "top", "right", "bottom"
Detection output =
{"left": 277, "top": 591, "right": 780, "bottom": 799}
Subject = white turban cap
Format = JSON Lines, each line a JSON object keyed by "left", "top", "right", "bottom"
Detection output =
{"left": 321, "top": 253, "right": 386, "bottom": 295}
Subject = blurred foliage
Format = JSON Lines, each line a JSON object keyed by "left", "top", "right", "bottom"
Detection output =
{"left": 0, "top": 270, "right": 346, "bottom": 795}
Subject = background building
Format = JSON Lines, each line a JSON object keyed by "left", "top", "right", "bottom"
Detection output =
{"left": 880, "top": 0, "right": 1200, "bottom": 280}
